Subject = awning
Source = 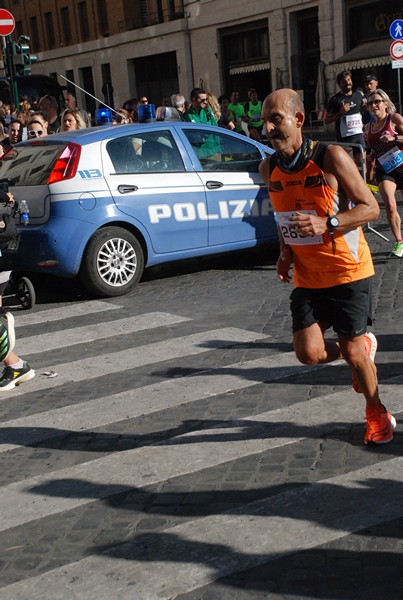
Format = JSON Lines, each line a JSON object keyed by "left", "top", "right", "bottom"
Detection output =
{"left": 328, "top": 38, "right": 391, "bottom": 72}
{"left": 229, "top": 61, "right": 270, "bottom": 76}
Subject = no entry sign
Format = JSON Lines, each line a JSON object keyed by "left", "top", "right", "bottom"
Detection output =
{"left": 0, "top": 9, "right": 15, "bottom": 37}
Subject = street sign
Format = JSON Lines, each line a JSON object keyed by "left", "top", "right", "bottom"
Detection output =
{"left": 390, "top": 40, "right": 403, "bottom": 60}
{"left": 0, "top": 9, "right": 15, "bottom": 37}
{"left": 392, "top": 59, "right": 403, "bottom": 69}
{"left": 390, "top": 19, "right": 403, "bottom": 41}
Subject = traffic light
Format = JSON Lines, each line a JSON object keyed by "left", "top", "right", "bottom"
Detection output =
{"left": 12, "top": 35, "right": 38, "bottom": 77}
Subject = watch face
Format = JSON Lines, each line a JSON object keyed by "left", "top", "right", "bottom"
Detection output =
{"left": 330, "top": 216, "right": 339, "bottom": 228}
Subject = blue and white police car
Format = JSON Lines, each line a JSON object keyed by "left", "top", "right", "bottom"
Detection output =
{"left": 0, "top": 121, "right": 276, "bottom": 297}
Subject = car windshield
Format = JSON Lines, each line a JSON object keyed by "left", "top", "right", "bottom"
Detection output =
{"left": 0, "top": 143, "right": 66, "bottom": 186}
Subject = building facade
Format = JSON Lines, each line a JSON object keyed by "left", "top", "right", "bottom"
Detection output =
{"left": 0, "top": 0, "right": 401, "bottom": 115}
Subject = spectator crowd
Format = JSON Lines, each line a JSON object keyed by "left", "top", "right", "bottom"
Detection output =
{"left": 0, "top": 86, "right": 269, "bottom": 159}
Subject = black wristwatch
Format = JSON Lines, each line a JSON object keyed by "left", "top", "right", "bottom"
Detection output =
{"left": 395, "top": 133, "right": 399, "bottom": 142}
{"left": 327, "top": 215, "right": 340, "bottom": 230}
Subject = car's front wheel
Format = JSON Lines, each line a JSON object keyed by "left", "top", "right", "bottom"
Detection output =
{"left": 80, "top": 226, "right": 144, "bottom": 297}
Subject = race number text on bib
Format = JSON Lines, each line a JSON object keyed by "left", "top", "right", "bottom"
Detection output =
{"left": 340, "top": 113, "right": 363, "bottom": 137}
{"left": 277, "top": 210, "right": 323, "bottom": 246}
{"left": 378, "top": 145, "right": 403, "bottom": 173}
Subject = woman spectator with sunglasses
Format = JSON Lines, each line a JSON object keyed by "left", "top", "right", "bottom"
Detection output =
{"left": 27, "top": 119, "right": 48, "bottom": 139}
{"left": 365, "top": 88, "right": 403, "bottom": 258}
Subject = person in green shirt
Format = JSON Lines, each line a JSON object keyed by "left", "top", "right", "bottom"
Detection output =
{"left": 244, "top": 88, "right": 263, "bottom": 141}
{"left": 182, "top": 88, "right": 218, "bottom": 126}
{"left": 228, "top": 91, "right": 247, "bottom": 135}
{"left": 182, "top": 88, "right": 220, "bottom": 160}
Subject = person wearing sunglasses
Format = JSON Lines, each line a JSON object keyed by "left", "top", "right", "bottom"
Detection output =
{"left": 181, "top": 87, "right": 218, "bottom": 126}
{"left": 325, "top": 70, "right": 366, "bottom": 168}
{"left": 27, "top": 119, "right": 47, "bottom": 139}
{"left": 365, "top": 89, "right": 403, "bottom": 258}
{"left": 30, "top": 112, "right": 49, "bottom": 135}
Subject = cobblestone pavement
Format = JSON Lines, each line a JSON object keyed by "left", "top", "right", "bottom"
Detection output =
{"left": 0, "top": 198, "right": 402, "bottom": 599}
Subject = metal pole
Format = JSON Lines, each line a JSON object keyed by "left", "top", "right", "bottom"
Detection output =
{"left": 3, "top": 35, "right": 16, "bottom": 107}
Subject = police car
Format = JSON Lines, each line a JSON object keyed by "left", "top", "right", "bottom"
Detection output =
{"left": 0, "top": 121, "right": 276, "bottom": 297}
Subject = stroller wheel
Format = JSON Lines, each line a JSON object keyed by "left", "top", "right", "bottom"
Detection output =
{"left": 16, "top": 276, "right": 36, "bottom": 309}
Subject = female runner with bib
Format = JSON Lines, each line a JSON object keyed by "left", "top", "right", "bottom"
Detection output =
{"left": 365, "top": 89, "right": 403, "bottom": 257}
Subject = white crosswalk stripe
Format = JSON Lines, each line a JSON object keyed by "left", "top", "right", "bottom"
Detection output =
{"left": 1, "top": 326, "right": 264, "bottom": 398}
{"left": 0, "top": 303, "right": 400, "bottom": 599}
{"left": 19, "top": 311, "right": 191, "bottom": 355}
{"left": 14, "top": 300, "right": 123, "bottom": 327}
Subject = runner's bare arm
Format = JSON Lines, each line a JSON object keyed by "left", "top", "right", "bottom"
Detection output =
{"left": 322, "top": 144, "right": 380, "bottom": 229}
{"left": 259, "top": 159, "right": 292, "bottom": 283}
{"left": 390, "top": 112, "right": 403, "bottom": 138}
{"left": 258, "top": 156, "right": 270, "bottom": 183}
{"left": 276, "top": 227, "right": 292, "bottom": 284}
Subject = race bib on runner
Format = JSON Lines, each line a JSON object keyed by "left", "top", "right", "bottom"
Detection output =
{"left": 378, "top": 145, "right": 403, "bottom": 173}
{"left": 276, "top": 210, "right": 323, "bottom": 246}
{"left": 340, "top": 113, "right": 363, "bottom": 137}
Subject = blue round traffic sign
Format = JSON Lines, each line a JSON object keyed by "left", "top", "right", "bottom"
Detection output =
{"left": 390, "top": 19, "right": 403, "bottom": 40}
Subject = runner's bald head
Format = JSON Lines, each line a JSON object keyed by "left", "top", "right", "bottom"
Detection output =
{"left": 263, "top": 88, "right": 305, "bottom": 117}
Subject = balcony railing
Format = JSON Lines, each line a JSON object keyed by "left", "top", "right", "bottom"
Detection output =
{"left": 121, "top": 2, "right": 185, "bottom": 31}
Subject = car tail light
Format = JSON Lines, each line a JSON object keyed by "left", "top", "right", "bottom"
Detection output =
{"left": 48, "top": 143, "right": 81, "bottom": 184}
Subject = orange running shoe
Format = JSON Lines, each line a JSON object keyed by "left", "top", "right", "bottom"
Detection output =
{"left": 364, "top": 404, "right": 396, "bottom": 445}
{"left": 352, "top": 332, "right": 377, "bottom": 393}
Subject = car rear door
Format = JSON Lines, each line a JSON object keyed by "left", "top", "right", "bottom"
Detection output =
{"left": 104, "top": 129, "right": 208, "bottom": 255}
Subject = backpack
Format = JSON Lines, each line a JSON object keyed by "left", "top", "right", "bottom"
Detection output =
{"left": 0, "top": 200, "right": 19, "bottom": 251}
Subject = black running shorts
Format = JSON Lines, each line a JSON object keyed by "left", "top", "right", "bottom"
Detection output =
{"left": 290, "top": 277, "right": 373, "bottom": 337}
{"left": 375, "top": 164, "right": 403, "bottom": 189}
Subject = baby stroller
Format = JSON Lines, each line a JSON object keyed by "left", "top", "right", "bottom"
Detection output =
{"left": 3, "top": 272, "right": 36, "bottom": 310}
{"left": 0, "top": 193, "right": 36, "bottom": 310}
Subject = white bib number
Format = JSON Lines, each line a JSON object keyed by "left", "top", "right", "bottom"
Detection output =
{"left": 340, "top": 113, "right": 363, "bottom": 137}
{"left": 277, "top": 210, "right": 323, "bottom": 246}
{"left": 378, "top": 145, "right": 403, "bottom": 173}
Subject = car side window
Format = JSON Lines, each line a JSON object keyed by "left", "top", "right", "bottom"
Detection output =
{"left": 183, "top": 128, "right": 262, "bottom": 173}
{"left": 107, "top": 131, "right": 184, "bottom": 174}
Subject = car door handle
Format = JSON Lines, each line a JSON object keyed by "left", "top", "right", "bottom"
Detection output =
{"left": 206, "top": 181, "right": 223, "bottom": 189}
{"left": 118, "top": 185, "right": 138, "bottom": 193}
